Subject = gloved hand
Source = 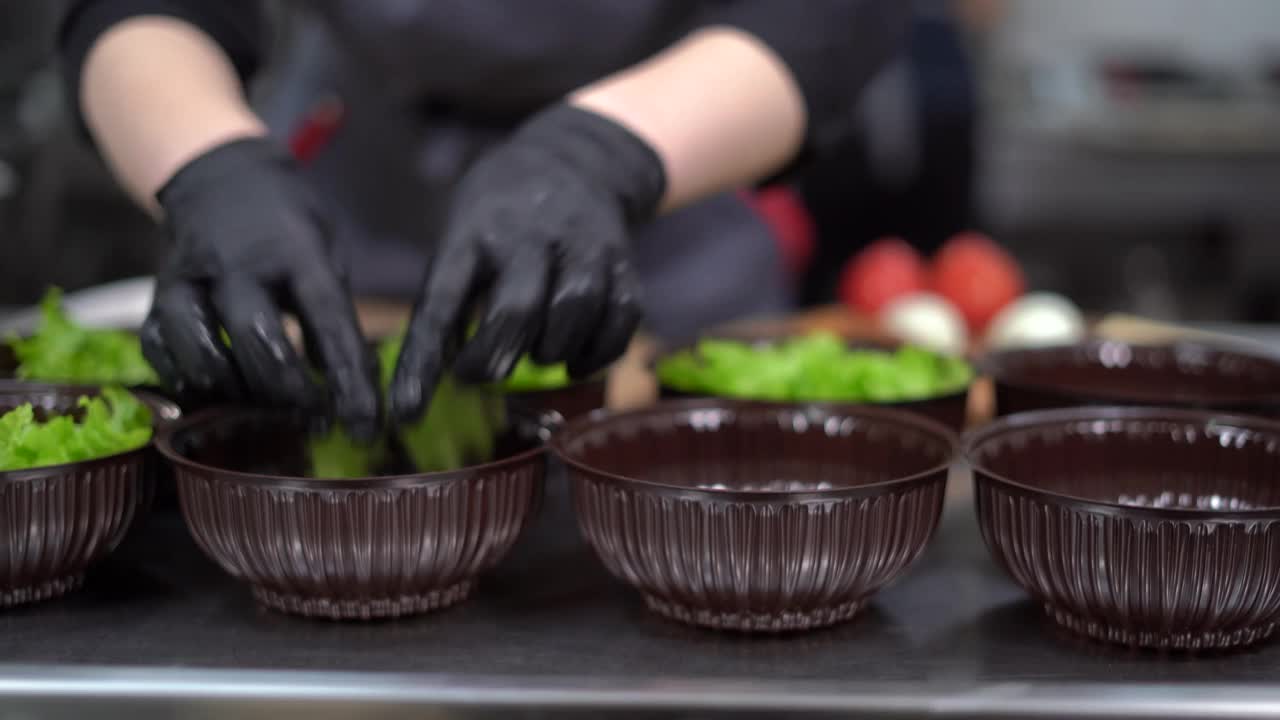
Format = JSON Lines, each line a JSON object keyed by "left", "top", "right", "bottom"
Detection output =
{"left": 142, "top": 137, "right": 381, "bottom": 438}
{"left": 389, "top": 104, "right": 667, "bottom": 423}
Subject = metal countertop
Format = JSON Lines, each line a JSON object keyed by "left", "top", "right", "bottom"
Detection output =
{"left": 2, "top": 469, "right": 1280, "bottom": 719}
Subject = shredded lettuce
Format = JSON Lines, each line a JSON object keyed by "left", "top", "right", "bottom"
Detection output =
{"left": 307, "top": 424, "right": 388, "bottom": 479}
{"left": 8, "top": 288, "right": 158, "bottom": 386}
{"left": 504, "top": 357, "right": 571, "bottom": 391}
{"left": 0, "top": 387, "right": 153, "bottom": 471}
{"left": 655, "top": 333, "right": 973, "bottom": 403}
{"left": 377, "top": 335, "right": 506, "bottom": 474}
{"left": 306, "top": 335, "right": 507, "bottom": 478}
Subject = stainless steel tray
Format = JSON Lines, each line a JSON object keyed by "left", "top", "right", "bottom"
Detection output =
{"left": 2, "top": 467, "right": 1280, "bottom": 719}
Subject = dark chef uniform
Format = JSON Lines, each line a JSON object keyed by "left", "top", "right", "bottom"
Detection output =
{"left": 61, "top": 1, "right": 908, "bottom": 340}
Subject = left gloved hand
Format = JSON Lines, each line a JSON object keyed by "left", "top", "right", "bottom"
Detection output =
{"left": 389, "top": 104, "right": 667, "bottom": 423}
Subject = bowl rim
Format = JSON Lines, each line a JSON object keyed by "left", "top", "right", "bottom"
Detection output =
{"left": 551, "top": 398, "right": 959, "bottom": 502}
{"left": 0, "top": 384, "right": 172, "bottom": 482}
{"left": 154, "top": 405, "right": 549, "bottom": 490}
{"left": 659, "top": 382, "right": 971, "bottom": 408}
{"left": 0, "top": 381, "right": 181, "bottom": 417}
{"left": 964, "top": 404, "right": 1280, "bottom": 520}
{"left": 649, "top": 331, "right": 974, "bottom": 406}
{"left": 977, "top": 339, "right": 1280, "bottom": 409}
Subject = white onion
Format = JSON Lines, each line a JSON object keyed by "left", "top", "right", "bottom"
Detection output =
{"left": 984, "top": 292, "right": 1085, "bottom": 350}
{"left": 880, "top": 292, "right": 969, "bottom": 356}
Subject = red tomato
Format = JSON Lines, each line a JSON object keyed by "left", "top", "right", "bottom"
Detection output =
{"left": 930, "top": 232, "right": 1025, "bottom": 333}
{"left": 837, "top": 237, "right": 928, "bottom": 315}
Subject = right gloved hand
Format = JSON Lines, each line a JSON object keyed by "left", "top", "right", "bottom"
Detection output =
{"left": 141, "top": 137, "right": 381, "bottom": 438}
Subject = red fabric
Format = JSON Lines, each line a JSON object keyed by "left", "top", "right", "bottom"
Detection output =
{"left": 742, "top": 186, "right": 815, "bottom": 278}
{"left": 288, "top": 98, "right": 346, "bottom": 165}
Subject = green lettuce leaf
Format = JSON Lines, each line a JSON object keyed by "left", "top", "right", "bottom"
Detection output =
{"left": 379, "top": 334, "right": 506, "bottom": 474}
{"left": 0, "top": 386, "right": 153, "bottom": 471}
{"left": 305, "top": 334, "right": 507, "bottom": 478}
{"left": 8, "top": 288, "right": 159, "bottom": 386}
{"left": 307, "top": 425, "right": 388, "bottom": 479}
{"left": 504, "top": 357, "right": 571, "bottom": 391}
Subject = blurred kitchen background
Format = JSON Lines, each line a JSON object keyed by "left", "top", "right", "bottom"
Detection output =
{"left": 2, "top": 0, "right": 1280, "bottom": 322}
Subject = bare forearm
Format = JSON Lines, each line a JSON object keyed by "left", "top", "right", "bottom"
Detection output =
{"left": 80, "top": 16, "right": 265, "bottom": 214}
{"left": 571, "top": 27, "right": 805, "bottom": 213}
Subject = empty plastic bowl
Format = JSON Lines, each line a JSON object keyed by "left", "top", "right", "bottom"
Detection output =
{"left": 554, "top": 400, "right": 956, "bottom": 632}
{"left": 980, "top": 341, "right": 1280, "bottom": 417}
{"left": 968, "top": 406, "right": 1280, "bottom": 650}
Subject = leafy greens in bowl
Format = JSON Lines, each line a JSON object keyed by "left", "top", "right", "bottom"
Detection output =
{"left": 0, "top": 385, "right": 155, "bottom": 607}
{"left": 504, "top": 356, "right": 571, "bottom": 391}
{"left": 0, "top": 386, "right": 153, "bottom": 471}
{"left": 306, "top": 334, "right": 508, "bottom": 478}
{"left": 656, "top": 333, "right": 973, "bottom": 403}
{"left": 2, "top": 288, "right": 587, "bottom": 477}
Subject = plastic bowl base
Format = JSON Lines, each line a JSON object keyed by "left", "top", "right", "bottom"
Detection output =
{"left": 644, "top": 594, "right": 867, "bottom": 633}
{"left": 1048, "top": 605, "right": 1279, "bottom": 651}
{"left": 252, "top": 580, "right": 474, "bottom": 621}
{"left": 0, "top": 574, "right": 85, "bottom": 609}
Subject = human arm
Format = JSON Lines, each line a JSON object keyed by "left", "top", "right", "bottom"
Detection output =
{"left": 63, "top": 1, "right": 267, "bottom": 212}
{"left": 572, "top": 0, "right": 910, "bottom": 211}
{"left": 60, "top": 1, "right": 381, "bottom": 436}
{"left": 570, "top": 26, "right": 806, "bottom": 213}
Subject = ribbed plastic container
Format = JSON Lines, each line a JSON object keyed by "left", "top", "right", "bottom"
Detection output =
{"left": 555, "top": 400, "right": 956, "bottom": 632}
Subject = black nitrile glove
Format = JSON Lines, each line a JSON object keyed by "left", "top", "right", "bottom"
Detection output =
{"left": 389, "top": 104, "right": 667, "bottom": 424}
{"left": 143, "top": 137, "right": 381, "bottom": 438}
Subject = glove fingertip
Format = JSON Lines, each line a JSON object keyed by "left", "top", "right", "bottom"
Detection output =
{"left": 307, "top": 413, "right": 333, "bottom": 437}
{"left": 567, "top": 312, "right": 640, "bottom": 380}
{"left": 342, "top": 414, "right": 382, "bottom": 444}
{"left": 140, "top": 322, "right": 174, "bottom": 375}
{"left": 142, "top": 344, "right": 184, "bottom": 397}
{"left": 332, "top": 388, "right": 381, "bottom": 442}
{"left": 388, "top": 371, "right": 426, "bottom": 426}
{"left": 452, "top": 344, "right": 518, "bottom": 384}
{"left": 529, "top": 345, "right": 559, "bottom": 367}
{"left": 566, "top": 358, "right": 607, "bottom": 381}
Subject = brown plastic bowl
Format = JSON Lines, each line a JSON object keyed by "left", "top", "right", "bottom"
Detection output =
{"left": 980, "top": 340, "right": 1280, "bottom": 417}
{"left": 967, "top": 406, "right": 1280, "bottom": 650}
{"left": 653, "top": 332, "right": 971, "bottom": 432}
{"left": 553, "top": 400, "right": 956, "bottom": 632}
{"left": 0, "top": 380, "right": 182, "bottom": 515}
{"left": 0, "top": 385, "right": 170, "bottom": 607}
{"left": 156, "top": 408, "right": 548, "bottom": 620}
